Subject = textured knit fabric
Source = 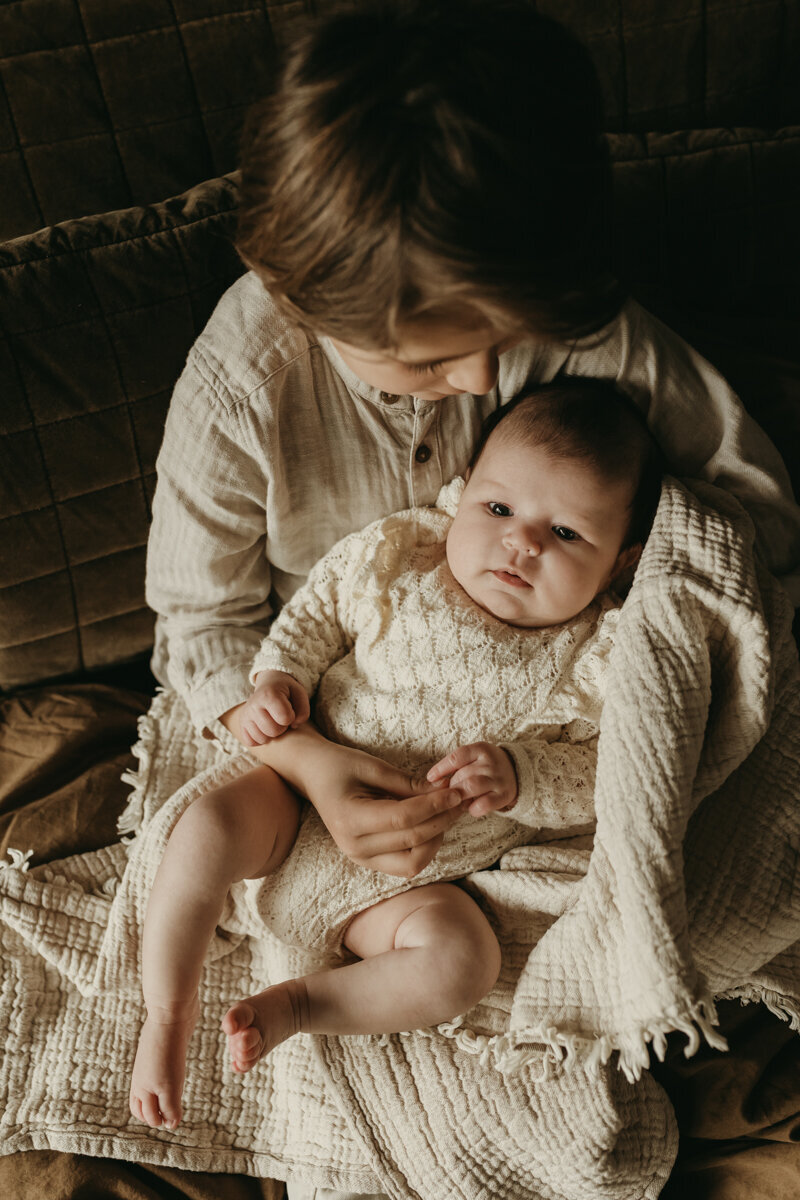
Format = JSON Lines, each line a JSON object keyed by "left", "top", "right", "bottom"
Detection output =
{"left": 245, "top": 477, "right": 617, "bottom": 951}
{"left": 145, "top": 272, "right": 800, "bottom": 732}
{"left": 1, "top": 478, "right": 798, "bottom": 1200}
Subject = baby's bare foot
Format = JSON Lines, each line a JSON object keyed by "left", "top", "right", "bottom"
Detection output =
{"left": 129, "top": 999, "right": 199, "bottom": 1129}
{"left": 221, "top": 979, "right": 308, "bottom": 1073}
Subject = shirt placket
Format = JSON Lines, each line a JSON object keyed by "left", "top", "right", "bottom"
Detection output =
{"left": 408, "top": 398, "right": 443, "bottom": 507}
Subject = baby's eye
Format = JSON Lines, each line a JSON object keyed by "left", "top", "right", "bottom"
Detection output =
{"left": 487, "top": 501, "right": 513, "bottom": 517}
{"left": 552, "top": 525, "right": 580, "bottom": 542}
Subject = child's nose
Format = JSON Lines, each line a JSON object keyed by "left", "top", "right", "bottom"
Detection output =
{"left": 444, "top": 348, "right": 499, "bottom": 395}
{"left": 503, "top": 528, "right": 542, "bottom": 556}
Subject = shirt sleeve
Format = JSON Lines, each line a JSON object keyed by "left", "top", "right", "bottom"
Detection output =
{"left": 500, "top": 722, "right": 599, "bottom": 830}
{"left": 562, "top": 298, "right": 800, "bottom": 601}
{"left": 145, "top": 352, "right": 273, "bottom": 733}
{"left": 249, "top": 528, "right": 370, "bottom": 695}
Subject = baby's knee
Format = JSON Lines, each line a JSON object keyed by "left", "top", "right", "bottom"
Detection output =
{"left": 418, "top": 885, "right": 501, "bottom": 1011}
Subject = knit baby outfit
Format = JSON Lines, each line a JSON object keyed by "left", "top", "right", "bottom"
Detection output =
{"left": 245, "top": 477, "right": 619, "bottom": 953}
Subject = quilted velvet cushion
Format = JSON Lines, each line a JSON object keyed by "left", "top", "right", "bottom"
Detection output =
{"left": 608, "top": 127, "right": 800, "bottom": 502}
{"left": 0, "top": 173, "right": 243, "bottom": 691}
{"left": 0, "top": 0, "right": 300, "bottom": 241}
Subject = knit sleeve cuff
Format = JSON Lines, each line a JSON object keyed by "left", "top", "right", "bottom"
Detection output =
{"left": 186, "top": 664, "right": 256, "bottom": 738}
{"left": 250, "top": 642, "right": 320, "bottom": 697}
{"left": 498, "top": 742, "right": 540, "bottom": 827}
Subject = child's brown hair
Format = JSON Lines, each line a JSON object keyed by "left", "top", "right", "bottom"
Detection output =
{"left": 473, "top": 379, "right": 666, "bottom": 547}
{"left": 237, "top": 0, "right": 624, "bottom": 349}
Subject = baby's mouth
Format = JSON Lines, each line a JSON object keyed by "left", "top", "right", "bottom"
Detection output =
{"left": 492, "top": 568, "right": 532, "bottom": 589}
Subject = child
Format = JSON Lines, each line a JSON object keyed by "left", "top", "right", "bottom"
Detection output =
{"left": 146, "top": 0, "right": 800, "bottom": 894}
{"left": 130, "top": 379, "right": 664, "bottom": 1129}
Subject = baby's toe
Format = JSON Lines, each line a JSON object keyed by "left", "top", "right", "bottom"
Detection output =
{"left": 157, "top": 1089, "right": 182, "bottom": 1129}
{"left": 140, "top": 1090, "right": 164, "bottom": 1128}
{"left": 230, "top": 1030, "right": 263, "bottom": 1072}
{"left": 221, "top": 1001, "right": 256, "bottom": 1035}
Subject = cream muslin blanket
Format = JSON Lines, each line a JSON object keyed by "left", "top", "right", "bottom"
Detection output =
{"left": 1, "top": 477, "right": 799, "bottom": 1200}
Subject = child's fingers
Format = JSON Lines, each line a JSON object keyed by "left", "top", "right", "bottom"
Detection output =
{"left": 448, "top": 766, "right": 493, "bottom": 798}
{"left": 466, "top": 792, "right": 506, "bottom": 817}
{"left": 241, "top": 720, "right": 268, "bottom": 746}
{"left": 242, "top": 712, "right": 287, "bottom": 743}
{"left": 427, "top": 745, "right": 478, "bottom": 782}
{"left": 289, "top": 684, "right": 311, "bottom": 725}
{"left": 266, "top": 695, "right": 295, "bottom": 728}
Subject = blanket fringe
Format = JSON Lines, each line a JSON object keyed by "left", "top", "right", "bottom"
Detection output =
{"left": 0, "top": 848, "right": 33, "bottom": 872}
{"left": 117, "top": 691, "right": 164, "bottom": 841}
{"left": 436, "top": 995, "right": 729, "bottom": 1083}
{"left": 718, "top": 985, "right": 800, "bottom": 1032}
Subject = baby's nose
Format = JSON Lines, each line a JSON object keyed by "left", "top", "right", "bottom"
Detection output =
{"left": 503, "top": 529, "right": 542, "bottom": 556}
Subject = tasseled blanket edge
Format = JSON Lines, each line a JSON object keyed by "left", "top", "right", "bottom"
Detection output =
{"left": 433, "top": 994, "right": 735, "bottom": 1083}
{"left": 717, "top": 984, "right": 800, "bottom": 1032}
{"left": 117, "top": 689, "right": 165, "bottom": 842}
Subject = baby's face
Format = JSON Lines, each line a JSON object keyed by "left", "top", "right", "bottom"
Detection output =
{"left": 446, "top": 436, "right": 638, "bottom": 628}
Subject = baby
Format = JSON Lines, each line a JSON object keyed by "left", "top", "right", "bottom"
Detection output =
{"left": 130, "top": 378, "right": 663, "bottom": 1129}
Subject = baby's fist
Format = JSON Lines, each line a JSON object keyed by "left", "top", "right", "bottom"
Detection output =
{"left": 240, "top": 670, "right": 310, "bottom": 746}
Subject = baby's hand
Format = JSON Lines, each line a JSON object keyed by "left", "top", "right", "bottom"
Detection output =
{"left": 239, "top": 670, "right": 310, "bottom": 746}
{"left": 426, "top": 742, "right": 518, "bottom": 817}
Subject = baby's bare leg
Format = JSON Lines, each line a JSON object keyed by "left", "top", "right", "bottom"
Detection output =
{"left": 223, "top": 883, "right": 500, "bottom": 1072}
{"left": 129, "top": 765, "right": 299, "bottom": 1129}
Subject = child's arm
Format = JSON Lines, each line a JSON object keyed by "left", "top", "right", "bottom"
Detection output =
{"left": 427, "top": 724, "right": 598, "bottom": 830}
{"left": 225, "top": 711, "right": 464, "bottom": 879}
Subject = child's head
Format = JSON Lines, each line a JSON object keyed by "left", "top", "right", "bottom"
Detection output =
{"left": 446, "top": 380, "right": 664, "bottom": 627}
{"left": 237, "top": 0, "right": 623, "bottom": 359}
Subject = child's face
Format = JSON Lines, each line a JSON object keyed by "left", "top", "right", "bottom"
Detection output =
{"left": 330, "top": 316, "right": 518, "bottom": 401}
{"left": 446, "top": 436, "right": 640, "bottom": 628}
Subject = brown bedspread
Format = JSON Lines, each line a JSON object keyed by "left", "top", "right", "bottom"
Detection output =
{"left": 1, "top": 682, "right": 799, "bottom": 1199}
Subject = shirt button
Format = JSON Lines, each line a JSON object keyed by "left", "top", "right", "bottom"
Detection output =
{"left": 380, "top": 391, "right": 399, "bottom": 404}
{"left": 415, "top": 443, "right": 432, "bottom": 463}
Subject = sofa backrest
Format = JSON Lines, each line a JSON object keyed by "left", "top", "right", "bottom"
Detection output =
{"left": 1, "top": 0, "right": 799, "bottom": 242}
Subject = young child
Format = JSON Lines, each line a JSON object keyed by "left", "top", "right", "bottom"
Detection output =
{"left": 130, "top": 379, "right": 664, "bottom": 1129}
{"left": 146, "top": 1, "right": 800, "bottom": 893}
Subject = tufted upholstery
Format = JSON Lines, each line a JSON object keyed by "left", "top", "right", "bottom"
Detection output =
{"left": 0, "top": 174, "right": 242, "bottom": 688}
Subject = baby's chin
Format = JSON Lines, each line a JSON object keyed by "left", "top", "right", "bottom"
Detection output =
{"left": 465, "top": 588, "right": 550, "bottom": 629}
{"left": 464, "top": 584, "right": 583, "bottom": 629}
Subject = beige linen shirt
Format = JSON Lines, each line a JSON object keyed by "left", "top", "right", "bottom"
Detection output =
{"left": 146, "top": 271, "right": 800, "bottom": 731}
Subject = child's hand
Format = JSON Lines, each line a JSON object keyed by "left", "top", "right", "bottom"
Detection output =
{"left": 239, "top": 670, "right": 310, "bottom": 746}
{"left": 426, "top": 742, "right": 518, "bottom": 817}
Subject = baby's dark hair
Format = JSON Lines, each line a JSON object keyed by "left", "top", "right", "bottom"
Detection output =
{"left": 472, "top": 379, "right": 665, "bottom": 547}
{"left": 237, "top": 0, "right": 624, "bottom": 348}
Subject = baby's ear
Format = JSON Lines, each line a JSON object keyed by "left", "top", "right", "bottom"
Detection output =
{"left": 612, "top": 542, "right": 642, "bottom": 582}
{"left": 618, "top": 544, "right": 642, "bottom": 576}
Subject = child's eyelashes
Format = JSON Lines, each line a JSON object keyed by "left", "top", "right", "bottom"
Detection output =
{"left": 553, "top": 525, "right": 580, "bottom": 542}
{"left": 408, "top": 359, "right": 446, "bottom": 376}
{"left": 487, "top": 501, "right": 513, "bottom": 517}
